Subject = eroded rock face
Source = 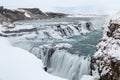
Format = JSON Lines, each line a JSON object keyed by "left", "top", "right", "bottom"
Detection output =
{"left": 0, "top": 7, "right": 27, "bottom": 22}
{"left": 19, "top": 8, "right": 48, "bottom": 19}
{"left": 0, "top": 7, "right": 67, "bottom": 23}
{"left": 91, "top": 20, "right": 120, "bottom": 80}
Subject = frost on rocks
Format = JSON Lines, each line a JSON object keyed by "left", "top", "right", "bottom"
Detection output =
{"left": 0, "top": 21, "right": 95, "bottom": 40}
{"left": 91, "top": 15, "right": 120, "bottom": 80}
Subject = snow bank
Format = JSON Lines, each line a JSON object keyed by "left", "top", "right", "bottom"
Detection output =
{"left": 0, "top": 37, "right": 66, "bottom": 80}
{"left": 67, "top": 14, "right": 103, "bottom": 18}
{"left": 80, "top": 75, "right": 94, "bottom": 80}
{"left": 80, "top": 75, "right": 100, "bottom": 80}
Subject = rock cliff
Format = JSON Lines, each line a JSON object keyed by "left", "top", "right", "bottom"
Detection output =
{"left": 0, "top": 6, "right": 27, "bottom": 22}
{"left": 91, "top": 18, "right": 120, "bottom": 80}
{"left": 0, "top": 6, "right": 67, "bottom": 23}
{"left": 18, "top": 8, "right": 48, "bottom": 19}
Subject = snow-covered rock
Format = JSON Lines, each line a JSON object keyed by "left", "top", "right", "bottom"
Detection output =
{"left": 0, "top": 21, "right": 95, "bottom": 41}
{"left": 0, "top": 37, "right": 66, "bottom": 80}
{"left": 0, "top": 24, "right": 37, "bottom": 37}
{"left": 18, "top": 8, "right": 47, "bottom": 19}
{"left": 91, "top": 15, "right": 120, "bottom": 80}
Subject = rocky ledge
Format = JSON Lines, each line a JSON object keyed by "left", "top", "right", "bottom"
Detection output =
{"left": 0, "top": 24, "right": 38, "bottom": 37}
{"left": 91, "top": 19, "right": 120, "bottom": 80}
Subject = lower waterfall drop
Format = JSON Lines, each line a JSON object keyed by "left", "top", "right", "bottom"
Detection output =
{"left": 43, "top": 49, "right": 91, "bottom": 80}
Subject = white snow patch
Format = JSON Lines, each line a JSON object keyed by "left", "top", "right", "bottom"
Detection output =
{"left": 24, "top": 12, "right": 31, "bottom": 18}
{"left": 67, "top": 14, "right": 103, "bottom": 18}
{"left": 55, "top": 43, "right": 72, "bottom": 48}
{"left": 0, "top": 37, "right": 66, "bottom": 80}
{"left": 80, "top": 75, "right": 94, "bottom": 80}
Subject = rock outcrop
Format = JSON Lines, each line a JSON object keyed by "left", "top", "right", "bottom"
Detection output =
{"left": 0, "top": 6, "right": 27, "bottom": 22}
{"left": 18, "top": 8, "right": 48, "bottom": 19}
{"left": 0, "top": 6, "right": 68, "bottom": 23}
{"left": 46, "top": 12, "right": 67, "bottom": 18}
{"left": 91, "top": 19, "right": 120, "bottom": 80}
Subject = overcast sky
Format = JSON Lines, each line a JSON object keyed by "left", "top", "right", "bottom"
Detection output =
{"left": 0, "top": 0, "right": 120, "bottom": 14}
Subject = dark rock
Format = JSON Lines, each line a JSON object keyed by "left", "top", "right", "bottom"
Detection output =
{"left": 86, "top": 22, "right": 94, "bottom": 31}
{"left": 44, "top": 67, "right": 48, "bottom": 72}
{"left": 0, "top": 7, "right": 27, "bottom": 22}
{"left": 46, "top": 12, "right": 67, "bottom": 18}
{"left": 108, "top": 23, "right": 119, "bottom": 32}
{"left": 91, "top": 57, "right": 120, "bottom": 80}
{"left": 0, "top": 7, "right": 67, "bottom": 23}
{"left": 107, "top": 31, "right": 113, "bottom": 37}
{"left": 19, "top": 8, "right": 48, "bottom": 19}
{"left": 0, "top": 6, "right": 3, "bottom": 13}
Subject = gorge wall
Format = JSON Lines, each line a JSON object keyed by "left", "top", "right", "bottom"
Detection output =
{"left": 91, "top": 19, "right": 120, "bottom": 80}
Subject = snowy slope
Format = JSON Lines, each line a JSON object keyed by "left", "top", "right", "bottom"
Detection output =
{"left": 0, "top": 37, "right": 66, "bottom": 80}
{"left": 67, "top": 14, "right": 104, "bottom": 18}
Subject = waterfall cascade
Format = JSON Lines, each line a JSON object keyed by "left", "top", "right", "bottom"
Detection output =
{"left": 40, "top": 44, "right": 91, "bottom": 80}
{"left": 7, "top": 18, "right": 104, "bottom": 80}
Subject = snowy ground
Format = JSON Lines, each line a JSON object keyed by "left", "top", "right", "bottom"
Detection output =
{"left": 0, "top": 37, "right": 67, "bottom": 80}
{"left": 0, "top": 37, "right": 96, "bottom": 80}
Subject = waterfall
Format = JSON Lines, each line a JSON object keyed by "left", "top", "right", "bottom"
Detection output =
{"left": 40, "top": 45, "right": 91, "bottom": 80}
{"left": 8, "top": 19, "right": 103, "bottom": 80}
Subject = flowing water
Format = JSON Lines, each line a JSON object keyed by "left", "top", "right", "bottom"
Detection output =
{"left": 9, "top": 17, "right": 105, "bottom": 80}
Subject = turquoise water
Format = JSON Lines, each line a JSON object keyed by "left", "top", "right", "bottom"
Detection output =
{"left": 13, "top": 17, "right": 104, "bottom": 56}
{"left": 49, "top": 31, "right": 102, "bottom": 56}
{"left": 13, "top": 31, "right": 102, "bottom": 56}
{"left": 68, "top": 31, "right": 102, "bottom": 56}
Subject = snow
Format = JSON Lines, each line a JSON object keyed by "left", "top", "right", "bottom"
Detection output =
{"left": 17, "top": 9, "right": 32, "bottom": 18}
{"left": 94, "top": 17, "right": 120, "bottom": 60}
{"left": 92, "top": 14, "right": 120, "bottom": 78}
{"left": 109, "top": 13, "right": 120, "bottom": 20}
{"left": 67, "top": 14, "right": 103, "bottom": 18}
{"left": 80, "top": 74, "right": 100, "bottom": 80}
{"left": 95, "top": 38, "right": 120, "bottom": 60}
{"left": 0, "top": 37, "right": 66, "bottom": 80}
{"left": 3, "top": 24, "right": 35, "bottom": 31}
{"left": 80, "top": 75, "right": 94, "bottom": 80}
{"left": 55, "top": 43, "right": 72, "bottom": 48}
{"left": 24, "top": 12, "right": 31, "bottom": 18}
